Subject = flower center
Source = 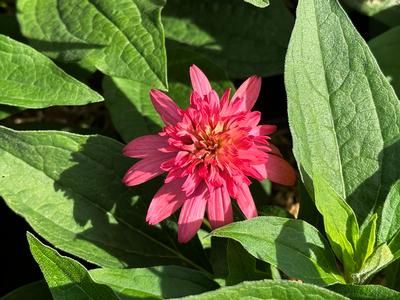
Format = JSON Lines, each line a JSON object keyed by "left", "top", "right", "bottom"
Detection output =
{"left": 194, "top": 122, "right": 226, "bottom": 160}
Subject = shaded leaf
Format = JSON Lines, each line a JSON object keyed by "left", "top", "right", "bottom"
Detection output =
{"left": 0, "top": 281, "right": 52, "bottom": 300}
{"left": 17, "top": 0, "right": 167, "bottom": 89}
{"left": 163, "top": 0, "right": 294, "bottom": 78}
{"left": 377, "top": 181, "right": 400, "bottom": 245}
{"left": 369, "top": 26, "right": 400, "bottom": 97}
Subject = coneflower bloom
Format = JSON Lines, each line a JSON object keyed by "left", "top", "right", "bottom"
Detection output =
{"left": 123, "top": 65, "right": 296, "bottom": 243}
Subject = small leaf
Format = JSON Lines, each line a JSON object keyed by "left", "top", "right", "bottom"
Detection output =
{"left": 329, "top": 284, "right": 400, "bottom": 300}
{"left": 176, "top": 280, "right": 348, "bottom": 300}
{"left": 163, "top": 0, "right": 294, "bottom": 78}
{"left": 27, "top": 233, "right": 119, "bottom": 300}
{"left": 314, "top": 176, "right": 359, "bottom": 275}
{"left": 243, "top": 0, "right": 269, "bottom": 8}
{"left": 17, "top": 0, "right": 167, "bottom": 89}
{"left": 351, "top": 243, "right": 394, "bottom": 284}
{"left": 285, "top": 0, "right": 400, "bottom": 225}
{"left": 212, "top": 216, "right": 344, "bottom": 285}
{"left": 90, "top": 266, "right": 219, "bottom": 299}
{"left": 377, "top": 181, "right": 400, "bottom": 245}
{"left": 369, "top": 26, "right": 400, "bottom": 97}
{"left": 0, "top": 281, "right": 52, "bottom": 300}
{"left": 388, "top": 229, "right": 400, "bottom": 260}
{"left": 0, "top": 34, "right": 102, "bottom": 108}
{"left": 355, "top": 214, "right": 377, "bottom": 269}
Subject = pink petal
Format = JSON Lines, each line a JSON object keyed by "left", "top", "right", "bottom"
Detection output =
{"left": 190, "top": 65, "right": 212, "bottom": 97}
{"left": 123, "top": 153, "right": 174, "bottom": 186}
{"left": 207, "top": 184, "right": 233, "bottom": 229}
{"left": 264, "top": 154, "right": 297, "bottom": 186}
{"left": 178, "top": 183, "right": 208, "bottom": 243}
{"left": 150, "top": 89, "right": 182, "bottom": 125}
{"left": 235, "top": 183, "right": 258, "bottom": 219}
{"left": 231, "top": 76, "right": 262, "bottom": 112}
{"left": 123, "top": 135, "right": 169, "bottom": 158}
{"left": 250, "top": 125, "right": 277, "bottom": 136}
{"left": 146, "top": 178, "right": 186, "bottom": 225}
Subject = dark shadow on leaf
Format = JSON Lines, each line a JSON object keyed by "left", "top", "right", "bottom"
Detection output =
{"left": 347, "top": 140, "right": 400, "bottom": 226}
{"left": 275, "top": 218, "right": 339, "bottom": 284}
{"left": 162, "top": 0, "right": 294, "bottom": 78}
{"left": 53, "top": 134, "right": 211, "bottom": 271}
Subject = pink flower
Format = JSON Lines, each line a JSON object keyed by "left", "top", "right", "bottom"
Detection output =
{"left": 123, "top": 65, "right": 296, "bottom": 243}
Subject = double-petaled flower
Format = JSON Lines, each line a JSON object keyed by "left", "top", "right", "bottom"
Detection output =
{"left": 123, "top": 65, "right": 296, "bottom": 243}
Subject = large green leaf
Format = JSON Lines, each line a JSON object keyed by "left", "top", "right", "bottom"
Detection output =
{"left": 17, "top": 0, "right": 167, "bottom": 89}
{"left": 104, "top": 48, "right": 234, "bottom": 142}
{"left": 0, "top": 126, "right": 200, "bottom": 269}
{"left": 329, "top": 284, "right": 400, "bottom": 300}
{"left": 212, "top": 217, "right": 343, "bottom": 285}
{"left": 285, "top": 0, "right": 400, "bottom": 225}
{"left": 177, "top": 280, "right": 348, "bottom": 300}
{"left": 27, "top": 233, "right": 119, "bottom": 300}
{"left": 163, "top": 0, "right": 294, "bottom": 78}
{"left": 342, "top": 0, "right": 400, "bottom": 16}
{"left": 369, "top": 26, "right": 400, "bottom": 97}
{"left": 0, "top": 34, "right": 101, "bottom": 108}
{"left": 90, "top": 266, "right": 218, "bottom": 299}
{"left": 0, "top": 281, "right": 52, "bottom": 300}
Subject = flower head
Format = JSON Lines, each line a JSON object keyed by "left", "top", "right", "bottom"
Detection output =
{"left": 123, "top": 65, "right": 296, "bottom": 243}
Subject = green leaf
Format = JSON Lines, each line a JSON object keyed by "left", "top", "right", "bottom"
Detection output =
{"left": 351, "top": 243, "right": 394, "bottom": 284}
{"left": 355, "top": 214, "right": 377, "bottom": 269}
{"left": 163, "top": 0, "right": 294, "bottom": 78}
{"left": 17, "top": 0, "right": 167, "bottom": 89}
{"left": 0, "top": 34, "right": 102, "bottom": 108}
{"left": 212, "top": 216, "right": 344, "bottom": 285}
{"left": 329, "top": 284, "right": 400, "bottom": 300}
{"left": 243, "top": 0, "right": 269, "bottom": 8}
{"left": 377, "top": 181, "right": 400, "bottom": 245}
{"left": 385, "top": 260, "right": 400, "bottom": 291}
{"left": 176, "top": 280, "right": 348, "bottom": 300}
{"left": 27, "top": 233, "right": 119, "bottom": 300}
{"left": 0, "top": 281, "right": 52, "bottom": 300}
{"left": 314, "top": 176, "right": 359, "bottom": 275}
{"left": 342, "top": 0, "right": 400, "bottom": 16}
{"left": 388, "top": 229, "right": 400, "bottom": 260}
{"left": 104, "top": 48, "right": 234, "bottom": 142}
{"left": 90, "top": 266, "right": 219, "bottom": 299}
{"left": 285, "top": 0, "right": 400, "bottom": 225}
{"left": 226, "top": 240, "right": 265, "bottom": 286}
{"left": 0, "top": 126, "right": 200, "bottom": 269}
{"left": 369, "top": 26, "right": 400, "bottom": 97}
